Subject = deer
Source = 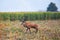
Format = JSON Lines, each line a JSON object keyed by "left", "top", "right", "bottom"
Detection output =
{"left": 21, "top": 16, "right": 38, "bottom": 33}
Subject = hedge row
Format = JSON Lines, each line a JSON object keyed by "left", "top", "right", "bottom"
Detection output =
{"left": 0, "top": 12, "right": 60, "bottom": 21}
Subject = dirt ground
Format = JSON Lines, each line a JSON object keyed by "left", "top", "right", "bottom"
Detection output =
{"left": 0, "top": 19, "right": 60, "bottom": 40}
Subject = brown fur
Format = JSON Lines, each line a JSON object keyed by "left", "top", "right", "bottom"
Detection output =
{"left": 22, "top": 21, "right": 38, "bottom": 33}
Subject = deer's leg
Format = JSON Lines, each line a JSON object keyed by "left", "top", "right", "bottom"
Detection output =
{"left": 26, "top": 28, "right": 31, "bottom": 33}
{"left": 26, "top": 28, "right": 29, "bottom": 33}
{"left": 35, "top": 27, "right": 38, "bottom": 33}
{"left": 28, "top": 28, "right": 31, "bottom": 33}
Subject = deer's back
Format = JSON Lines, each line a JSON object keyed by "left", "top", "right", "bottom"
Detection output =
{"left": 24, "top": 22, "right": 38, "bottom": 28}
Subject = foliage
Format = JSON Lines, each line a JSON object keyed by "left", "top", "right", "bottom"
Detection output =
{"left": 47, "top": 2, "right": 58, "bottom": 12}
{"left": 0, "top": 12, "right": 60, "bottom": 21}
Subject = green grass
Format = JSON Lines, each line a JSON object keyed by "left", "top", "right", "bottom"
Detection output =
{"left": 0, "top": 12, "right": 60, "bottom": 21}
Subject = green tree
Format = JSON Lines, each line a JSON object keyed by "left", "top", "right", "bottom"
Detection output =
{"left": 47, "top": 2, "right": 58, "bottom": 12}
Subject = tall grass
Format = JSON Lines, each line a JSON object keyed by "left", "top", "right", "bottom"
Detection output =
{"left": 0, "top": 12, "right": 60, "bottom": 21}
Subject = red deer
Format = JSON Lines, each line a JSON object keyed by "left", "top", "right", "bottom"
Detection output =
{"left": 21, "top": 21, "right": 38, "bottom": 33}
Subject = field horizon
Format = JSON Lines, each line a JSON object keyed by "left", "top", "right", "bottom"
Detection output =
{"left": 0, "top": 12, "right": 60, "bottom": 40}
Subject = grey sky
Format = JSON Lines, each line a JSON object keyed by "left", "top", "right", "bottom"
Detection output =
{"left": 0, "top": 0, "right": 60, "bottom": 12}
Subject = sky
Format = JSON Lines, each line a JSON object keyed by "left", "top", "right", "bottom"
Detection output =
{"left": 0, "top": 0, "right": 60, "bottom": 12}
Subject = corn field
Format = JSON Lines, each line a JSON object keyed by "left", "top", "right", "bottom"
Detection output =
{"left": 0, "top": 12, "right": 60, "bottom": 40}
{"left": 0, "top": 12, "right": 60, "bottom": 21}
